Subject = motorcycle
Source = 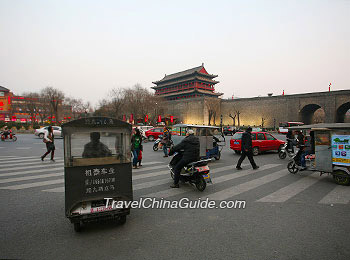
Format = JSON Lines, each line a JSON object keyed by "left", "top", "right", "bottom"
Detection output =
{"left": 153, "top": 137, "right": 173, "bottom": 152}
{"left": 278, "top": 140, "right": 297, "bottom": 159}
{"left": 1, "top": 130, "right": 17, "bottom": 142}
{"left": 168, "top": 151, "right": 212, "bottom": 191}
{"left": 287, "top": 147, "right": 315, "bottom": 174}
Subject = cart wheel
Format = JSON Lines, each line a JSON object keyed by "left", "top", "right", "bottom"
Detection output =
{"left": 74, "top": 222, "right": 81, "bottom": 232}
{"left": 195, "top": 176, "right": 207, "bottom": 192}
{"left": 333, "top": 170, "right": 350, "bottom": 186}
{"left": 153, "top": 145, "right": 158, "bottom": 151}
{"left": 39, "top": 133, "right": 44, "bottom": 139}
{"left": 252, "top": 147, "right": 259, "bottom": 156}
{"left": 287, "top": 161, "right": 299, "bottom": 174}
{"left": 118, "top": 215, "right": 127, "bottom": 225}
{"left": 214, "top": 151, "right": 221, "bottom": 160}
{"left": 279, "top": 151, "right": 286, "bottom": 159}
{"left": 12, "top": 136, "right": 17, "bottom": 142}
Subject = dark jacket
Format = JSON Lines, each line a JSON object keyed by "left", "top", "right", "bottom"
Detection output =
{"left": 241, "top": 131, "right": 253, "bottom": 151}
{"left": 171, "top": 134, "right": 200, "bottom": 161}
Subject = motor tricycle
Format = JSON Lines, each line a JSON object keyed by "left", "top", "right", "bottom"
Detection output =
{"left": 286, "top": 123, "right": 350, "bottom": 186}
{"left": 62, "top": 117, "right": 133, "bottom": 232}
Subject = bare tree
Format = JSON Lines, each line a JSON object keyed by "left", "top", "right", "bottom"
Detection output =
{"left": 41, "top": 87, "right": 65, "bottom": 121}
{"left": 205, "top": 98, "right": 220, "bottom": 125}
{"left": 236, "top": 110, "right": 241, "bottom": 128}
{"left": 229, "top": 113, "right": 236, "bottom": 126}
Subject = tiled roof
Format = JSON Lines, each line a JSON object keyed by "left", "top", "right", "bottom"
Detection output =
{"left": 153, "top": 65, "right": 217, "bottom": 85}
{"left": 0, "top": 86, "right": 10, "bottom": 92}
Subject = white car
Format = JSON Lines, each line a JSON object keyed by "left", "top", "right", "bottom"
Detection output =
{"left": 34, "top": 126, "right": 62, "bottom": 138}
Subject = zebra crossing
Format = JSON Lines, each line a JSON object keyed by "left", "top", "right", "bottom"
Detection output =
{"left": 0, "top": 156, "right": 349, "bottom": 205}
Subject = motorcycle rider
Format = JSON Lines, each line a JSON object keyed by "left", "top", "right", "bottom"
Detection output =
{"left": 286, "top": 130, "right": 295, "bottom": 153}
{"left": 169, "top": 129, "right": 200, "bottom": 188}
{"left": 2, "top": 126, "right": 10, "bottom": 139}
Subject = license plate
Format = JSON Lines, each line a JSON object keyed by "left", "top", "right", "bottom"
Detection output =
{"left": 202, "top": 174, "right": 211, "bottom": 179}
{"left": 196, "top": 166, "right": 209, "bottom": 171}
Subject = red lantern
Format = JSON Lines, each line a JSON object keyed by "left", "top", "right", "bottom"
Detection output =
{"left": 170, "top": 116, "right": 174, "bottom": 123}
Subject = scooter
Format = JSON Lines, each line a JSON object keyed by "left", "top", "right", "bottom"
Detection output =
{"left": 278, "top": 141, "right": 297, "bottom": 159}
{"left": 1, "top": 131, "right": 17, "bottom": 142}
{"left": 153, "top": 138, "right": 173, "bottom": 152}
{"left": 168, "top": 152, "right": 212, "bottom": 191}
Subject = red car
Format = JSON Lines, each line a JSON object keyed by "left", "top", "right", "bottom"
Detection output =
{"left": 145, "top": 127, "right": 164, "bottom": 141}
{"left": 230, "top": 132, "right": 285, "bottom": 156}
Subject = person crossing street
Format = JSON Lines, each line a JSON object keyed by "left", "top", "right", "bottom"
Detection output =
{"left": 236, "top": 127, "right": 259, "bottom": 170}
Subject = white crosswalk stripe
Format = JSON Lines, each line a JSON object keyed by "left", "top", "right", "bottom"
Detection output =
{"left": 0, "top": 156, "right": 348, "bottom": 205}
{"left": 144, "top": 164, "right": 279, "bottom": 199}
{"left": 0, "top": 179, "right": 64, "bottom": 190}
{"left": 0, "top": 166, "right": 63, "bottom": 177}
{"left": 0, "top": 157, "right": 62, "bottom": 165}
{"left": 318, "top": 185, "right": 350, "bottom": 204}
{"left": 0, "top": 160, "right": 64, "bottom": 172}
{"left": 206, "top": 169, "right": 289, "bottom": 201}
{"left": 257, "top": 174, "right": 326, "bottom": 203}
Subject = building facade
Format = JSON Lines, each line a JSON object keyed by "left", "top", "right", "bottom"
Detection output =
{"left": 152, "top": 64, "right": 223, "bottom": 101}
{"left": 0, "top": 86, "right": 13, "bottom": 121}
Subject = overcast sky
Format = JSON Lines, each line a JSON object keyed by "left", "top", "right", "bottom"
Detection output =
{"left": 0, "top": 0, "right": 349, "bottom": 106}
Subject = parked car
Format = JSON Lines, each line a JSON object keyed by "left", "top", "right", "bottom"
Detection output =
{"left": 34, "top": 126, "right": 62, "bottom": 138}
{"left": 223, "top": 126, "right": 236, "bottom": 136}
{"left": 230, "top": 131, "right": 285, "bottom": 156}
{"left": 145, "top": 127, "right": 165, "bottom": 141}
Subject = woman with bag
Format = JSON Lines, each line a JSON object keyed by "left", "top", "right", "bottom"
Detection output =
{"left": 41, "top": 126, "right": 55, "bottom": 162}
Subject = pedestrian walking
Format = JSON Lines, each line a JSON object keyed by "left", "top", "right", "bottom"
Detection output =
{"left": 161, "top": 127, "right": 171, "bottom": 157}
{"left": 41, "top": 126, "right": 55, "bottom": 162}
{"left": 131, "top": 128, "right": 142, "bottom": 169}
{"left": 236, "top": 127, "right": 259, "bottom": 170}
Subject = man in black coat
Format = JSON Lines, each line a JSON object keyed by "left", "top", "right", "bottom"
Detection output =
{"left": 236, "top": 127, "right": 259, "bottom": 170}
{"left": 169, "top": 129, "right": 200, "bottom": 188}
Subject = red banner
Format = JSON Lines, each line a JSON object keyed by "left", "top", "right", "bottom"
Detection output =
{"left": 130, "top": 114, "right": 134, "bottom": 124}
{"left": 170, "top": 116, "right": 173, "bottom": 123}
{"left": 145, "top": 115, "right": 148, "bottom": 122}
{"left": 157, "top": 115, "right": 161, "bottom": 123}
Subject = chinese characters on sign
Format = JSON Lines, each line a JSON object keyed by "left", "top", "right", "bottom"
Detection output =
{"left": 332, "top": 135, "right": 350, "bottom": 166}
{"left": 84, "top": 167, "right": 117, "bottom": 194}
{"left": 84, "top": 118, "right": 114, "bottom": 126}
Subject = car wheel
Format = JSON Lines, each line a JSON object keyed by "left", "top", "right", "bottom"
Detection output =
{"left": 148, "top": 135, "right": 155, "bottom": 141}
{"left": 252, "top": 147, "right": 259, "bottom": 156}
{"left": 38, "top": 133, "right": 44, "bottom": 139}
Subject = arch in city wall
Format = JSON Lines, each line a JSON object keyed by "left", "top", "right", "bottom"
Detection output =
{"left": 336, "top": 102, "right": 350, "bottom": 123}
{"left": 299, "top": 104, "right": 325, "bottom": 125}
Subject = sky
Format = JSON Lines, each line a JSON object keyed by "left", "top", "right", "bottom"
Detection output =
{"left": 0, "top": 0, "right": 349, "bottom": 107}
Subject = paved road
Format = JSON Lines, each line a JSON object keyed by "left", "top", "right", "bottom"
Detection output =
{"left": 0, "top": 134, "right": 349, "bottom": 260}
